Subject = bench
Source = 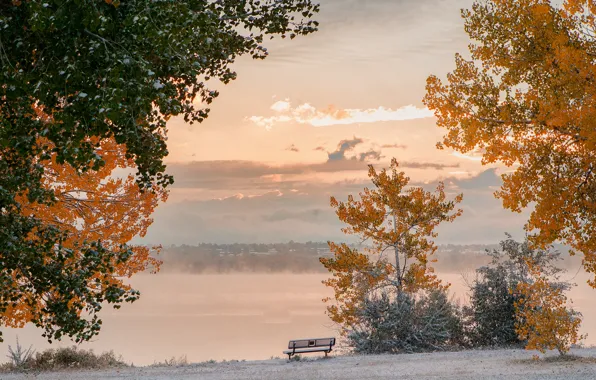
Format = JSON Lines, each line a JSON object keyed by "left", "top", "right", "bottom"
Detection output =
{"left": 283, "top": 337, "right": 336, "bottom": 359}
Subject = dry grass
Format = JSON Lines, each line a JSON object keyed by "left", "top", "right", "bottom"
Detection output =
{"left": 0, "top": 342, "right": 129, "bottom": 373}
{"left": 150, "top": 355, "right": 190, "bottom": 367}
{"left": 513, "top": 353, "right": 596, "bottom": 365}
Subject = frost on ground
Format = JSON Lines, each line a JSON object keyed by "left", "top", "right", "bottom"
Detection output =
{"left": 5, "top": 348, "right": 596, "bottom": 380}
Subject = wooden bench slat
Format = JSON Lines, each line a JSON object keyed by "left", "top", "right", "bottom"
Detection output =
{"left": 287, "top": 338, "right": 335, "bottom": 349}
{"left": 283, "top": 347, "right": 331, "bottom": 354}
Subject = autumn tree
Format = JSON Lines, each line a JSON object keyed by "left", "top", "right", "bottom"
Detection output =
{"left": 320, "top": 159, "right": 463, "bottom": 330}
{"left": 514, "top": 260, "right": 584, "bottom": 356}
{"left": 424, "top": 0, "right": 596, "bottom": 285}
{"left": 320, "top": 244, "right": 393, "bottom": 329}
{"left": 1, "top": 136, "right": 166, "bottom": 343}
{"left": 1, "top": 1, "right": 318, "bottom": 341}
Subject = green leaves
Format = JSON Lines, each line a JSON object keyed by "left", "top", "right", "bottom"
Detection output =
{"left": 25, "top": 241, "right": 142, "bottom": 344}
{"left": 2, "top": 0, "right": 319, "bottom": 188}
{"left": 1, "top": 0, "right": 318, "bottom": 343}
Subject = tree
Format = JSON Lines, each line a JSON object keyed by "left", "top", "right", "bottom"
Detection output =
{"left": 465, "top": 234, "right": 566, "bottom": 347}
{"left": 2, "top": 0, "right": 319, "bottom": 188}
{"left": 514, "top": 260, "right": 584, "bottom": 356}
{"left": 320, "top": 159, "right": 463, "bottom": 331}
{"left": 320, "top": 243, "right": 393, "bottom": 329}
{"left": 423, "top": 0, "right": 596, "bottom": 285}
{"left": 463, "top": 234, "right": 582, "bottom": 354}
{"left": 466, "top": 265, "right": 519, "bottom": 347}
{"left": 20, "top": 137, "right": 166, "bottom": 278}
{"left": 2, "top": 136, "right": 166, "bottom": 342}
{"left": 1, "top": 0, "right": 318, "bottom": 341}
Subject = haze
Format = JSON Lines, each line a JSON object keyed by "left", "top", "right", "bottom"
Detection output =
{"left": 4, "top": 0, "right": 593, "bottom": 367}
{"left": 138, "top": 0, "right": 528, "bottom": 247}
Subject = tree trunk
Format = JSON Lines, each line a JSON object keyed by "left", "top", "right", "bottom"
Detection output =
{"left": 393, "top": 213, "right": 402, "bottom": 292}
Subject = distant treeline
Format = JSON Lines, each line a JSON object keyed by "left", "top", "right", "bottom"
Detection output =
{"left": 159, "top": 242, "right": 333, "bottom": 273}
{"left": 155, "top": 241, "right": 583, "bottom": 274}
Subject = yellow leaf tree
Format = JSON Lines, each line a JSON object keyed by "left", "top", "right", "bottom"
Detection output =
{"left": 424, "top": 0, "right": 596, "bottom": 286}
{"left": 320, "top": 159, "right": 463, "bottom": 330}
{"left": 3, "top": 136, "right": 167, "bottom": 341}
{"left": 514, "top": 260, "right": 584, "bottom": 356}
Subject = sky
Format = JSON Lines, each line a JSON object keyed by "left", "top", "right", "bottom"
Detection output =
{"left": 140, "top": 0, "right": 529, "bottom": 245}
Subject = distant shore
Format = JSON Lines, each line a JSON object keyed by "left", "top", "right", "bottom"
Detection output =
{"left": 4, "top": 348, "right": 596, "bottom": 379}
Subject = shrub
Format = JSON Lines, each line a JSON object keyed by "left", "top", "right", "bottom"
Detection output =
{"left": 348, "top": 289, "right": 463, "bottom": 354}
{"left": 514, "top": 260, "right": 584, "bottom": 356}
{"left": 4, "top": 337, "right": 35, "bottom": 371}
{"left": 465, "top": 264, "right": 520, "bottom": 347}
{"left": 464, "top": 234, "right": 573, "bottom": 348}
{"left": 0, "top": 345, "right": 128, "bottom": 372}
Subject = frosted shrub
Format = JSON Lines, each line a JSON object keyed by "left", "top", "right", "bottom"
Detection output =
{"left": 348, "top": 290, "right": 463, "bottom": 354}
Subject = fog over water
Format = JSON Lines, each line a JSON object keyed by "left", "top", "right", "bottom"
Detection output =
{"left": 1, "top": 271, "right": 595, "bottom": 366}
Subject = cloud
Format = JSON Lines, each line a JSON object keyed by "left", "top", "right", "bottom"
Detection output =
{"left": 261, "top": 208, "right": 334, "bottom": 223}
{"left": 327, "top": 137, "right": 364, "bottom": 161}
{"left": 167, "top": 160, "right": 368, "bottom": 191}
{"left": 214, "top": 190, "right": 284, "bottom": 201}
{"left": 248, "top": 99, "right": 435, "bottom": 130}
{"left": 359, "top": 149, "right": 382, "bottom": 162}
{"left": 400, "top": 162, "right": 459, "bottom": 170}
{"left": 166, "top": 158, "right": 460, "bottom": 192}
{"left": 285, "top": 144, "right": 300, "bottom": 153}
{"left": 314, "top": 146, "right": 327, "bottom": 151}
{"left": 449, "top": 168, "right": 502, "bottom": 190}
{"left": 141, "top": 168, "right": 526, "bottom": 245}
{"left": 270, "top": 100, "right": 292, "bottom": 113}
{"left": 381, "top": 143, "right": 408, "bottom": 149}
{"left": 325, "top": 137, "right": 382, "bottom": 162}
{"left": 452, "top": 151, "right": 482, "bottom": 162}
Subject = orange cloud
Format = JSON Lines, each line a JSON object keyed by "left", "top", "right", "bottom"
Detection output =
{"left": 248, "top": 99, "right": 434, "bottom": 130}
{"left": 452, "top": 147, "right": 485, "bottom": 162}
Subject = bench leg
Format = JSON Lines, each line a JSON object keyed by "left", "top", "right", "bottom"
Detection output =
{"left": 287, "top": 353, "right": 292, "bottom": 360}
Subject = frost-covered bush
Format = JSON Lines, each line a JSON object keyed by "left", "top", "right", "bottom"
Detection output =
{"left": 345, "top": 235, "right": 578, "bottom": 354}
{"left": 348, "top": 289, "right": 463, "bottom": 354}
{"left": 464, "top": 234, "right": 571, "bottom": 348}
{"left": 465, "top": 264, "right": 520, "bottom": 347}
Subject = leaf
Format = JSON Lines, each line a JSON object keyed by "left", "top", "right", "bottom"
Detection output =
{"left": 321, "top": 158, "right": 463, "bottom": 334}
{"left": 424, "top": 0, "right": 596, "bottom": 287}
{"left": 1, "top": 0, "right": 320, "bottom": 342}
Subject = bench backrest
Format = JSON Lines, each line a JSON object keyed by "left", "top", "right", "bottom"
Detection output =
{"left": 288, "top": 337, "right": 335, "bottom": 349}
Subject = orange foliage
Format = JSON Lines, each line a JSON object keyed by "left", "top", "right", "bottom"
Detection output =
{"left": 320, "top": 242, "right": 393, "bottom": 327}
{"left": 424, "top": 0, "right": 596, "bottom": 286}
{"left": 514, "top": 260, "right": 584, "bottom": 356}
{"left": 320, "top": 159, "right": 463, "bottom": 330}
{"left": 7, "top": 135, "right": 167, "bottom": 328}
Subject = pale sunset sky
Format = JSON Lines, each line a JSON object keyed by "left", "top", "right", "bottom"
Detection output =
{"left": 141, "top": 0, "right": 528, "bottom": 245}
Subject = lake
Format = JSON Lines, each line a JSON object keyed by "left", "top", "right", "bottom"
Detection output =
{"left": 1, "top": 272, "right": 595, "bottom": 365}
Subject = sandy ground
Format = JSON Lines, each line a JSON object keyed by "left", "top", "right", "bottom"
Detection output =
{"left": 3, "top": 348, "right": 596, "bottom": 380}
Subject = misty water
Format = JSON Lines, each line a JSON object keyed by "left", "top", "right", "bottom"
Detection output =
{"left": 1, "top": 271, "right": 596, "bottom": 366}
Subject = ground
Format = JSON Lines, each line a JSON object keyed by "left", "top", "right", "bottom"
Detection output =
{"left": 4, "top": 348, "right": 596, "bottom": 379}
